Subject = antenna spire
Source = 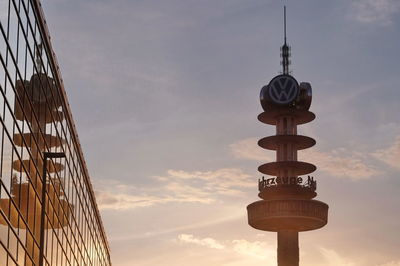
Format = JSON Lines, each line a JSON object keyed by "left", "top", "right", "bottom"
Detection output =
{"left": 281, "top": 5, "right": 291, "bottom": 75}
{"left": 284, "top": 5, "right": 287, "bottom": 45}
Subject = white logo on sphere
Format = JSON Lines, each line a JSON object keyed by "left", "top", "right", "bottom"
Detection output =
{"left": 268, "top": 76, "right": 299, "bottom": 104}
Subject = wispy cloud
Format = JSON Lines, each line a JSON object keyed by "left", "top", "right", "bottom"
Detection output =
{"left": 177, "top": 234, "right": 275, "bottom": 262}
{"left": 230, "top": 138, "right": 381, "bottom": 180}
{"left": 95, "top": 190, "right": 164, "bottom": 210}
{"left": 319, "top": 247, "right": 356, "bottom": 266}
{"left": 165, "top": 168, "right": 254, "bottom": 190}
{"left": 318, "top": 247, "right": 400, "bottom": 266}
{"left": 299, "top": 149, "right": 380, "bottom": 180}
{"left": 352, "top": 0, "right": 400, "bottom": 26}
{"left": 94, "top": 168, "right": 253, "bottom": 210}
{"left": 178, "top": 234, "right": 225, "bottom": 250}
{"left": 372, "top": 136, "right": 400, "bottom": 170}
{"left": 379, "top": 261, "right": 400, "bottom": 266}
{"left": 159, "top": 168, "right": 254, "bottom": 199}
{"left": 176, "top": 238, "right": 400, "bottom": 266}
{"left": 231, "top": 239, "right": 275, "bottom": 260}
{"left": 230, "top": 138, "right": 274, "bottom": 162}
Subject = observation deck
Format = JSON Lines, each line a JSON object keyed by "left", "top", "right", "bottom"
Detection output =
{"left": 248, "top": 199, "right": 328, "bottom": 232}
{"left": 248, "top": 107, "right": 328, "bottom": 232}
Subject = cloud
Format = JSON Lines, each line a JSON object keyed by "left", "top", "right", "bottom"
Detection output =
{"left": 299, "top": 149, "right": 381, "bottom": 180}
{"left": 177, "top": 234, "right": 275, "bottom": 262}
{"left": 161, "top": 168, "right": 254, "bottom": 198}
{"left": 94, "top": 190, "right": 168, "bottom": 210}
{"left": 230, "top": 138, "right": 381, "bottom": 180}
{"left": 94, "top": 184, "right": 213, "bottom": 210}
{"left": 175, "top": 238, "right": 400, "bottom": 266}
{"left": 231, "top": 239, "right": 275, "bottom": 260}
{"left": 230, "top": 138, "right": 274, "bottom": 162}
{"left": 178, "top": 234, "right": 225, "bottom": 250}
{"left": 352, "top": 0, "right": 400, "bottom": 25}
{"left": 318, "top": 248, "right": 400, "bottom": 266}
{"left": 319, "top": 247, "right": 356, "bottom": 266}
{"left": 372, "top": 136, "right": 400, "bottom": 169}
{"left": 379, "top": 261, "right": 400, "bottom": 266}
{"left": 165, "top": 168, "right": 254, "bottom": 189}
{"left": 94, "top": 168, "right": 254, "bottom": 210}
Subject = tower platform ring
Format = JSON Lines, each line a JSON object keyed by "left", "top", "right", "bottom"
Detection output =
{"left": 258, "top": 161, "right": 316, "bottom": 176}
{"left": 258, "top": 135, "right": 315, "bottom": 150}
{"left": 0, "top": 196, "right": 71, "bottom": 229}
{"left": 258, "top": 109, "right": 315, "bottom": 125}
{"left": 13, "top": 133, "right": 64, "bottom": 149}
{"left": 14, "top": 100, "right": 64, "bottom": 123}
{"left": 247, "top": 199, "right": 328, "bottom": 232}
{"left": 13, "top": 159, "right": 64, "bottom": 173}
{"left": 258, "top": 185, "right": 317, "bottom": 200}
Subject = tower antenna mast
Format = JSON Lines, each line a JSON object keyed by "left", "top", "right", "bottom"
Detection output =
{"left": 284, "top": 5, "right": 287, "bottom": 45}
{"left": 281, "top": 6, "right": 290, "bottom": 75}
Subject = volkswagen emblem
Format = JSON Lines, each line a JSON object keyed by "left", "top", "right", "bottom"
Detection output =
{"left": 267, "top": 75, "right": 299, "bottom": 105}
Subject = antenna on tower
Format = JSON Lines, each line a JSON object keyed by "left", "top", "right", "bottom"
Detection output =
{"left": 284, "top": 5, "right": 287, "bottom": 45}
{"left": 280, "top": 5, "right": 291, "bottom": 75}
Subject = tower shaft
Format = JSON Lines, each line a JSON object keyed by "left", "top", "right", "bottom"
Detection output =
{"left": 278, "top": 231, "right": 299, "bottom": 266}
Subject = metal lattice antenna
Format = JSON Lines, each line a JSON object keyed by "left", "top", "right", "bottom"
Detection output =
{"left": 280, "top": 6, "right": 291, "bottom": 75}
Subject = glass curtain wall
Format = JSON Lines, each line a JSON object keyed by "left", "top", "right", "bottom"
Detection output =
{"left": 0, "top": 0, "right": 111, "bottom": 265}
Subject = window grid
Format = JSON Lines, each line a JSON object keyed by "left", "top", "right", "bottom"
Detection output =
{"left": 0, "top": 0, "right": 111, "bottom": 265}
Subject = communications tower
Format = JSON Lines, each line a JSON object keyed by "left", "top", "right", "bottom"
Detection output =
{"left": 247, "top": 7, "right": 329, "bottom": 266}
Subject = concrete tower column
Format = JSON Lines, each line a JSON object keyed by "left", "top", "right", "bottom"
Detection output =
{"left": 278, "top": 231, "right": 299, "bottom": 266}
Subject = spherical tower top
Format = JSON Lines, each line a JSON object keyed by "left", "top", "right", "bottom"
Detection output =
{"left": 260, "top": 74, "right": 299, "bottom": 110}
{"left": 260, "top": 76, "right": 313, "bottom": 112}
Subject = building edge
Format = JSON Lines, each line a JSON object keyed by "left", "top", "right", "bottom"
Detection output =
{"left": 32, "top": 0, "right": 111, "bottom": 262}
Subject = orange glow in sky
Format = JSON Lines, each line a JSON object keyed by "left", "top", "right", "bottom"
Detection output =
{"left": 41, "top": 0, "right": 400, "bottom": 265}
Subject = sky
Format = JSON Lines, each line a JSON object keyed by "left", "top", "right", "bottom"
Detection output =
{"left": 40, "top": 0, "right": 400, "bottom": 265}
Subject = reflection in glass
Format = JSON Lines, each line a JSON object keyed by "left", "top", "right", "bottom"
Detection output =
{"left": 0, "top": 1, "right": 110, "bottom": 264}
{"left": 0, "top": 61, "right": 72, "bottom": 265}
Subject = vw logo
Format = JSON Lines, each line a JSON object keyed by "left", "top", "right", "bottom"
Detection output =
{"left": 268, "top": 75, "right": 299, "bottom": 105}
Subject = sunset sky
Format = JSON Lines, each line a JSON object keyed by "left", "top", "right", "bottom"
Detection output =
{"left": 41, "top": 0, "right": 400, "bottom": 265}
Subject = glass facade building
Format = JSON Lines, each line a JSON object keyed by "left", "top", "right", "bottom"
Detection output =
{"left": 0, "top": 0, "right": 111, "bottom": 265}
